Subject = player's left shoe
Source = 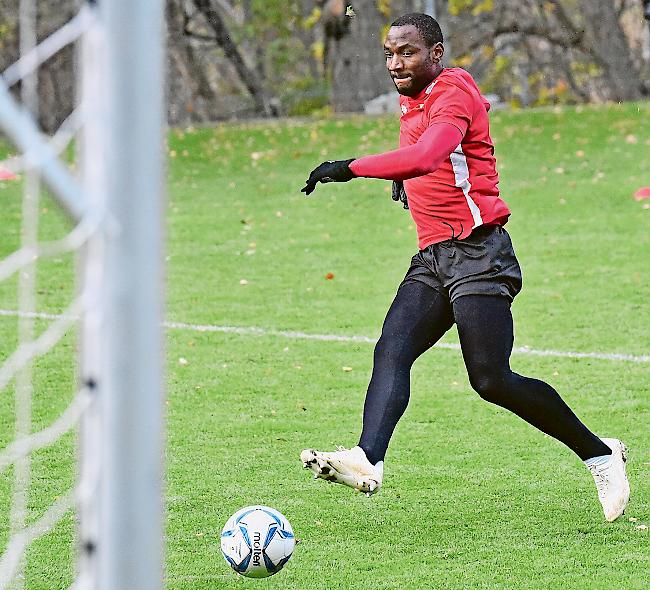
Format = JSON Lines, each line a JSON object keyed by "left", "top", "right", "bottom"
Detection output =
{"left": 300, "top": 446, "right": 383, "bottom": 496}
{"left": 587, "top": 438, "right": 630, "bottom": 522}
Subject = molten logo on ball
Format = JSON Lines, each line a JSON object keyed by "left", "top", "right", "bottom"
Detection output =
{"left": 251, "top": 531, "right": 262, "bottom": 567}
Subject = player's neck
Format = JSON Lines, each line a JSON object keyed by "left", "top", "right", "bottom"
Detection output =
{"left": 408, "top": 67, "right": 446, "bottom": 101}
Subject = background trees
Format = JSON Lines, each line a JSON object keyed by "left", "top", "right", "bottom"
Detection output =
{"left": 0, "top": 0, "right": 648, "bottom": 130}
{"left": 0, "top": 0, "right": 77, "bottom": 132}
{"left": 446, "top": 0, "right": 649, "bottom": 106}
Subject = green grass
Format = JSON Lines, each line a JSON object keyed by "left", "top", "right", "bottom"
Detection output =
{"left": 1, "top": 101, "right": 650, "bottom": 589}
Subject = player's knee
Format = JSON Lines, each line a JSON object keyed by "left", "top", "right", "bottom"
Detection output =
{"left": 374, "top": 334, "right": 415, "bottom": 367}
{"left": 468, "top": 368, "right": 508, "bottom": 404}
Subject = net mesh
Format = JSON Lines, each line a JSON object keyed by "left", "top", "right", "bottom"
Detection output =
{"left": 0, "top": 1, "right": 99, "bottom": 587}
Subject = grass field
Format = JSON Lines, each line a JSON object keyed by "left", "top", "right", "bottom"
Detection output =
{"left": 0, "top": 101, "right": 649, "bottom": 589}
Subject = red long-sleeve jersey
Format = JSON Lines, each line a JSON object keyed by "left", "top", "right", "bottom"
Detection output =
{"left": 350, "top": 68, "right": 510, "bottom": 248}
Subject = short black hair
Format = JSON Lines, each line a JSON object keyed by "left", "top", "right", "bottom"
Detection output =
{"left": 390, "top": 13, "right": 443, "bottom": 47}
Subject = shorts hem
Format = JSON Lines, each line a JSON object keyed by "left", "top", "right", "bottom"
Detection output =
{"left": 399, "top": 274, "right": 446, "bottom": 297}
{"left": 449, "top": 285, "right": 517, "bottom": 304}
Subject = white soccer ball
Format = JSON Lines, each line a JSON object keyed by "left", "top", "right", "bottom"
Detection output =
{"left": 220, "top": 505, "right": 295, "bottom": 578}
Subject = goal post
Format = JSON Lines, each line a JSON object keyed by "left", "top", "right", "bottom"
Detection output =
{"left": 78, "top": 0, "right": 166, "bottom": 588}
{"left": 0, "top": 0, "right": 166, "bottom": 588}
{"left": 95, "top": 0, "right": 166, "bottom": 588}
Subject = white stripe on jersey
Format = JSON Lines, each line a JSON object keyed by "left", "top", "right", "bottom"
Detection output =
{"left": 450, "top": 144, "right": 483, "bottom": 229}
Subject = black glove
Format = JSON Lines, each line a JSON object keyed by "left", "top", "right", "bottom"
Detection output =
{"left": 391, "top": 180, "right": 409, "bottom": 209}
{"left": 301, "top": 159, "right": 356, "bottom": 195}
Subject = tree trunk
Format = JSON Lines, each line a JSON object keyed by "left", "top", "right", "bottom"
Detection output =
{"left": 191, "top": 0, "right": 273, "bottom": 116}
{"left": 167, "top": 0, "right": 214, "bottom": 124}
{"left": 298, "top": 0, "right": 321, "bottom": 79}
{"left": 331, "top": 0, "right": 395, "bottom": 112}
{"left": 578, "top": 0, "right": 642, "bottom": 100}
{"left": 0, "top": 0, "right": 77, "bottom": 134}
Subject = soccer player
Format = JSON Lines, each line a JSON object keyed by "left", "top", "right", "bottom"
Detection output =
{"left": 299, "top": 13, "right": 630, "bottom": 522}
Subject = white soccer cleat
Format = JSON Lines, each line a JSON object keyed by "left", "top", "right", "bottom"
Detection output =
{"left": 587, "top": 438, "right": 630, "bottom": 522}
{"left": 300, "top": 446, "right": 384, "bottom": 496}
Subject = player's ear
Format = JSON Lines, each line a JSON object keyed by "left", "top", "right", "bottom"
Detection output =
{"left": 431, "top": 42, "right": 444, "bottom": 64}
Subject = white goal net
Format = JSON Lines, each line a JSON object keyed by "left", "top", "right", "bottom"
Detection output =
{"left": 0, "top": 1, "right": 165, "bottom": 589}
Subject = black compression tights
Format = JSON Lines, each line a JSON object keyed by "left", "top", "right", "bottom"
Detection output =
{"left": 358, "top": 281, "right": 610, "bottom": 464}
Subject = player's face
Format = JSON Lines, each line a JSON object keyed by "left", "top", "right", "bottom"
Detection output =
{"left": 384, "top": 25, "right": 443, "bottom": 97}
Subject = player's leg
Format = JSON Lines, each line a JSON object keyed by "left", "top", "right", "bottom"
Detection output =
{"left": 453, "top": 294, "right": 629, "bottom": 520}
{"left": 358, "top": 280, "right": 454, "bottom": 464}
{"left": 454, "top": 294, "right": 607, "bottom": 457}
{"left": 301, "top": 280, "right": 454, "bottom": 494}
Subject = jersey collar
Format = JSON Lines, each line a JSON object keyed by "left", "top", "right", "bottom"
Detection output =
{"left": 402, "top": 69, "right": 445, "bottom": 110}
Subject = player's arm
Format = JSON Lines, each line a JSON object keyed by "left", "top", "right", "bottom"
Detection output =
{"left": 349, "top": 122, "right": 462, "bottom": 181}
{"left": 300, "top": 122, "right": 462, "bottom": 195}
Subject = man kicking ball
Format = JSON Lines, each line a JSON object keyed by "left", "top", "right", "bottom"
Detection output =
{"left": 299, "top": 13, "right": 629, "bottom": 521}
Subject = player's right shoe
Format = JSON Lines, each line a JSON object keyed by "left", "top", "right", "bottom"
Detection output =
{"left": 300, "top": 445, "right": 384, "bottom": 496}
{"left": 587, "top": 438, "right": 630, "bottom": 522}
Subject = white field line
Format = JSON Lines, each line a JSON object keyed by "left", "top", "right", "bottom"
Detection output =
{"left": 0, "top": 309, "right": 648, "bottom": 364}
{"left": 165, "top": 321, "right": 650, "bottom": 364}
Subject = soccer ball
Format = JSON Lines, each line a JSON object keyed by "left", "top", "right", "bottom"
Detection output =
{"left": 220, "top": 505, "right": 295, "bottom": 578}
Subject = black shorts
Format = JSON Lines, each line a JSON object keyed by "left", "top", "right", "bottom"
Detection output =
{"left": 401, "top": 224, "right": 523, "bottom": 303}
